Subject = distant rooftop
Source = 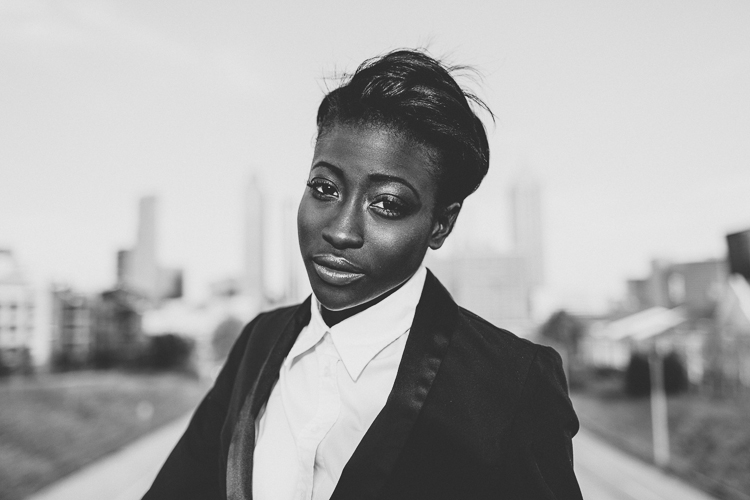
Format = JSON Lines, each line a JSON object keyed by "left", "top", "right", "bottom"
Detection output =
{"left": 595, "top": 306, "right": 688, "bottom": 342}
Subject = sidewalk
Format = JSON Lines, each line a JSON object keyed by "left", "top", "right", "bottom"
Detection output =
{"left": 28, "top": 414, "right": 191, "bottom": 500}
{"left": 574, "top": 428, "right": 719, "bottom": 500}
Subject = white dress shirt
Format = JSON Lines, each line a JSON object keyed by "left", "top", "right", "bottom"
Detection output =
{"left": 252, "top": 266, "right": 427, "bottom": 500}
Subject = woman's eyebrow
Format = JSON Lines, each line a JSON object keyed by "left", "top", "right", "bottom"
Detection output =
{"left": 311, "top": 161, "right": 343, "bottom": 176}
{"left": 368, "top": 173, "right": 419, "bottom": 199}
{"left": 311, "top": 163, "right": 420, "bottom": 199}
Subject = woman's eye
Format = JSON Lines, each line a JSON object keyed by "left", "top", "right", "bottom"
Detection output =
{"left": 371, "top": 196, "right": 408, "bottom": 219}
{"left": 307, "top": 179, "right": 338, "bottom": 199}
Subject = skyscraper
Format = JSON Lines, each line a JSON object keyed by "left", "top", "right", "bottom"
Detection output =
{"left": 118, "top": 195, "right": 182, "bottom": 302}
{"left": 426, "top": 168, "right": 546, "bottom": 337}
{"left": 509, "top": 171, "right": 544, "bottom": 288}
{"left": 118, "top": 195, "right": 160, "bottom": 300}
{"left": 131, "top": 195, "right": 158, "bottom": 297}
{"left": 281, "top": 197, "right": 310, "bottom": 303}
{"left": 244, "top": 175, "right": 265, "bottom": 302}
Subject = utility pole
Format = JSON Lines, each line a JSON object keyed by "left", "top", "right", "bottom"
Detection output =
{"left": 649, "top": 345, "right": 670, "bottom": 468}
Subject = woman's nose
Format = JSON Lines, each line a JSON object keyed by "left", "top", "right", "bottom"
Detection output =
{"left": 321, "top": 202, "right": 364, "bottom": 250}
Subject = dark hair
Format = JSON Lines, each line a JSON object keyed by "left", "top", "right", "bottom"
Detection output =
{"left": 316, "top": 49, "right": 492, "bottom": 206}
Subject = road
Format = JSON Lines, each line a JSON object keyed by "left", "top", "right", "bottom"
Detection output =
{"left": 28, "top": 414, "right": 191, "bottom": 500}
{"left": 29, "top": 419, "right": 718, "bottom": 500}
{"left": 575, "top": 428, "right": 717, "bottom": 500}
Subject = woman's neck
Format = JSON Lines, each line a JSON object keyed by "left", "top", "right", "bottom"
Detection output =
{"left": 320, "top": 280, "right": 407, "bottom": 328}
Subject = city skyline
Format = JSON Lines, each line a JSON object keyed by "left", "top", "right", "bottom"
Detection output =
{"left": 1, "top": 158, "right": 744, "bottom": 312}
{"left": 1, "top": 0, "right": 748, "bottom": 312}
{"left": 4, "top": 166, "right": 739, "bottom": 313}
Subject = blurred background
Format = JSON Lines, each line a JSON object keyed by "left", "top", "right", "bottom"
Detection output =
{"left": 1, "top": 0, "right": 749, "bottom": 499}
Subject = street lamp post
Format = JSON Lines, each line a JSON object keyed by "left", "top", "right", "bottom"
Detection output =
{"left": 649, "top": 344, "right": 670, "bottom": 468}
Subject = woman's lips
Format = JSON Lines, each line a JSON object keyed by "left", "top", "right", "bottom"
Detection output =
{"left": 312, "top": 255, "right": 365, "bottom": 286}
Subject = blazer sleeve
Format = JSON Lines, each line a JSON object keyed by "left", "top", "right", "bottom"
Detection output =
{"left": 142, "top": 316, "right": 259, "bottom": 500}
{"left": 510, "top": 345, "right": 583, "bottom": 500}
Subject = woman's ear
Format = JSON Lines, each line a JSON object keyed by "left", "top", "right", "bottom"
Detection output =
{"left": 429, "top": 202, "right": 462, "bottom": 250}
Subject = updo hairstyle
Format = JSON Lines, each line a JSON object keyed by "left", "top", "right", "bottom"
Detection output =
{"left": 316, "top": 49, "right": 492, "bottom": 206}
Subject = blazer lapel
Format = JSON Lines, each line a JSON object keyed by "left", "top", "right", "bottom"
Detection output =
{"left": 226, "top": 297, "right": 312, "bottom": 500}
{"left": 331, "top": 270, "right": 460, "bottom": 500}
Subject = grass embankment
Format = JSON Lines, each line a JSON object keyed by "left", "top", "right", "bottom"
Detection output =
{"left": 572, "top": 375, "right": 750, "bottom": 500}
{"left": 0, "top": 371, "right": 210, "bottom": 500}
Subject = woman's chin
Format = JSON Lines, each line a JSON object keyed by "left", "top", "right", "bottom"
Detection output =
{"left": 305, "top": 263, "right": 412, "bottom": 314}
{"left": 312, "top": 287, "right": 364, "bottom": 312}
{"left": 311, "top": 279, "right": 407, "bottom": 316}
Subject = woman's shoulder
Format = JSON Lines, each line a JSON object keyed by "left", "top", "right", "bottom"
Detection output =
{"left": 248, "top": 300, "right": 306, "bottom": 325}
{"left": 454, "top": 305, "right": 577, "bottom": 420}
{"left": 215, "top": 298, "right": 312, "bottom": 388}
{"left": 455, "top": 305, "right": 556, "bottom": 360}
{"left": 453, "top": 305, "right": 569, "bottom": 392}
{"left": 241, "top": 297, "right": 311, "bottom": 333}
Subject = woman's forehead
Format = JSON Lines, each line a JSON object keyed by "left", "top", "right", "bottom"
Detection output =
{"left": 312, "top": 124, "right": 439, "bottom": 182}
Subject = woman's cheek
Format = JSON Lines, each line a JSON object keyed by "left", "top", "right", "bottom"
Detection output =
{"left": 297, "top": 198, "right": 322, "bottom": 244}
{"left": 371, "top": 222, "right": 429, "bottom": 273}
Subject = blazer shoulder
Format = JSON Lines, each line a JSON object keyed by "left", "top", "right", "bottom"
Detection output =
{"left": 217, "top": 298, "right": 310, "bottom": 390}
{"left": 245, "top": 301, "right": 305, "bottom": 330}
{"left": 454, "top": 306, "right": 572, "bottom": 406}
{"left": 237, "top": 300, "right": 309, "bottom": 344}
{"left": 456, "top": 306, "right": 543, "bottom": 357}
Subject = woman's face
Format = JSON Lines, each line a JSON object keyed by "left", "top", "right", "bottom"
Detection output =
{"left": 298, "top": 124, "right": 456, "bottom": 311}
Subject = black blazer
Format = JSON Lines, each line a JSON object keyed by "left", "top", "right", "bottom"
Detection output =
{"left": 143, "top": 270, "right": 583, "bottom": 500}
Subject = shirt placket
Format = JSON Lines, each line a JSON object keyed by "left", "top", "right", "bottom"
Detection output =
{"left": 294, "top": 332, "right": 341, "bottom": 500}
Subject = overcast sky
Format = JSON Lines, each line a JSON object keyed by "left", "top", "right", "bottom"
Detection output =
{"left": 1, "top": 0, "right": 748, "bottom": 312}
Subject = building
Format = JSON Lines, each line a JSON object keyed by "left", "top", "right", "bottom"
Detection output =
{"left": 709, "top": 274, "right": 750, "bottom": 391}
{"left": 279, "top": 197, "right": 310, "bottom": 305}
{"left": 703, "top": 229, "right": 750, "bottom": 392}
{"left": 118, "top": 196, "right": 183, "bottom": 303}
{"left": 625, "top": 278, "right": 651, "bottom": 312}
{"left": 50, "top": 286, "right": 94, "bottom": 368}
{"left": 91, "top": 287, "right": 146, "bottom": 367}
{"left": 582, "top": 306, "right": 708, "bottom": 384}
{"left": 726, "top": 229, "right": 750, "bottom": 282}
{"left": 0, "top": 249, "right": 35, "bottom": 372}
{"left": 130, "top": 196, "right": 159, "bottom": 298}
{"left": 624, "top": 258, "right": 727, "bottom": 318}
{"left": 586, "top": 257, "right": 729, "bottom": 385}
{"left": 158, "top": 267, "right": 184, "bottom": 300}
{"left": 428, "top": 253, "right": 533, "bottom": 334}
{"left": 117, "top": 248, "right": 133, "bottom": 284}
{"left": 509, "top": 171, "right": 544, "bottom": 288}
{"left": 424, "top": 172, "right": 545, "bottom": 337}
{"left": 244, "top": 175, "right": 265, "bottom": 303}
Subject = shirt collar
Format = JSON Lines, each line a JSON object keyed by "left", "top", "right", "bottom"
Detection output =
{"left": 287, "top": 266, "right": 427, "bottom": 381}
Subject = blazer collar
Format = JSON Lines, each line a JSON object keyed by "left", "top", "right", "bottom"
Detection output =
{"left": 226, "top": 296, "right": 312, "bottom": 500}
{"left": 292, "top": 266, "right": 427, "bottom": 382}
{"left": 330, "top": 269, "right": 459, "bottom": 499}
{"left": 227, "top": 269, "right": 459, "bottom": 500}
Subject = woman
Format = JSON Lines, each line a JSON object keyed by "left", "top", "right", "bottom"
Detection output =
{"left": 144, "top": 49, "right": 583, "bottom": 500}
